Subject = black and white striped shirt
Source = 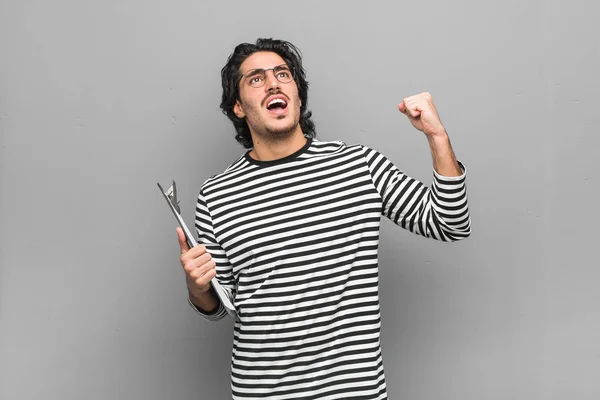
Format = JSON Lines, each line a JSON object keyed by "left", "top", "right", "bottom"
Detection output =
{"left": 191, "top": 138, "right": 471, "bottom": 399}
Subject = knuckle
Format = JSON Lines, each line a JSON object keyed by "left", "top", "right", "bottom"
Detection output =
{"left": 200, "top": 253, "right": 212, "bottom": 265}
{"left": 184, "top": 261, "right": 196, "bottom": 274}
{"left": 195, "top": 277, "right": 205, "bottom": 287}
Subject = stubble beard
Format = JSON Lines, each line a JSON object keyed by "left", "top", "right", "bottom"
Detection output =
{"left": 245, "top": 98, "right": 302, "bottom": 145}
{"left": 262, "top": 115, "right": 300, "bottom": 144}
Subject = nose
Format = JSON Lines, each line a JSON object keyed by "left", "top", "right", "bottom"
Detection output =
{"left": 264, "top": 70, "right": 280, "bottom": 91}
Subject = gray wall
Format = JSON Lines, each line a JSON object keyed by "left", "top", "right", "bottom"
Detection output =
{"left": 1, "top": 0, "right": 598, "bottom": 399}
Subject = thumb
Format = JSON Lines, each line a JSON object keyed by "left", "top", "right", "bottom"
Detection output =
{"left": 176, "top": 227, "right": 190, "bottom": 254}
{"left": 399, "top": 101, "right": 421, "bottom": 118}
{"left": 398, "top": 102, "right": 407, "bottom": 114}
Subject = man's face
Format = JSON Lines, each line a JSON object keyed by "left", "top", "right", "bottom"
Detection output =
{"left": 234, "top": 51, "right": 302, "bottom": 143}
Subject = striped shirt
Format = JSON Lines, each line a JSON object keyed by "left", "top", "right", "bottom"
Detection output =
{"left": 190, "top": 138, "right": 471, "bottom": 399}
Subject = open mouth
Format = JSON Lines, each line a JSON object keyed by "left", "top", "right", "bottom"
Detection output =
{"left": 266, "top": 97, "right": 288, "bottom": 114}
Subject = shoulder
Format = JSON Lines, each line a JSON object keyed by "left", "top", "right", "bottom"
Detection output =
{"left": 308, "top": 138, "right": 369, "bottom": 156}
{"left": 304, "top": 139, "right": 391, "bottom": 167}
{"left": 198, "top": 153, "right": 251, "bottom": 196}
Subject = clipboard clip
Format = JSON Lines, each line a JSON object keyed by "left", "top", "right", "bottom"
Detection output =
{"left": 157, "top": 180, "right": 195, "bottom": 249}
{"left": 164, "top": 180, "right": 181, "bottom": 213}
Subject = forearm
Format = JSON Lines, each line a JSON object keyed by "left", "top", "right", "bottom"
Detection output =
{"left": 189, "top": 286, "right": 219, "bottom": 313}
{"left": 427, "top": 131, "right": 462, "bottom": 177}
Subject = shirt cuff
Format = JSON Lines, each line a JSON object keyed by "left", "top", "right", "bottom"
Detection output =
{"left": 433, "top": 160, "right": 467, "bottom": 182}
{"left": 187, "top": 296, "right": 227, "bottom": 321}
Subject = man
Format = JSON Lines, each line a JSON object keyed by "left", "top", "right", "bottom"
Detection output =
{"left": 177, "top": 38, "right": 470, "bottom": 399}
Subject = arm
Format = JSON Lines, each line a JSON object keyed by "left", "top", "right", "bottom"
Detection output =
{"left": 427, "top": 134, "right": 462, "bottom": 177}
{"left": 189, "top": 287, "right": 219, "bottom": 312}
{"left": 399, "top": 92, "right": 461, "bottom": 177}
{"left": 177, "top": 227, "right": 219, "bottom": 313}
{"left": 362, "top": 92, "right": 470, "bottom": 241}
{"left": 177, "top": 188, "right": 236, "bottom": 321}
{"left": 362, "top": 145, "right": 470, "bottom": 241}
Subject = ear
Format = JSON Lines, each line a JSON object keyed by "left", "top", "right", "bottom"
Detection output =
{"left": 233, "top": 100, "right": 245, "bottom": 119}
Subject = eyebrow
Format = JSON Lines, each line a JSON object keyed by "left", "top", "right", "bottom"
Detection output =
{"left": 241, "top": 64, "right": 291, "bottom": 79}
{"left": 245, "top": 68, "right": 265, "bottom": 78}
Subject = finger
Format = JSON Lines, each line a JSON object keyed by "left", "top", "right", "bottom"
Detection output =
{"left": 401, "top": 97, "right": 422, "bottom": 117}
{"left": 186, "top": 243, "right": 207, "bottom": 259}
{"left": 403, "top": 94, "right": 420, "bottom": 104}
{"left": 195, "top": 269, "right": 217, "bottom": 288}
{"left": 404, "top": 103, "right": 421, "bottom": 118}
{"left": 399, "top": 102, "right": 418, "bottom": 118}
{"left": 182, "top": 252, "right": 212, "bottom": 274}
{"left": 409, "top": 93, "right": 434, "bottom": 112}
{"left": 176, "top": 227, "right": 190, "bottom": 254}
{"left": 398, "top": 101, "right": 407, "bottom": 114}
{"left": 192, "top": 263, "right": 217, "bottom": 286}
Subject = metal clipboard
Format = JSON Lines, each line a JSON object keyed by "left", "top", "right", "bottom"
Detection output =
{"left": 157, "top": 180, "right": 236, "bottom": 317}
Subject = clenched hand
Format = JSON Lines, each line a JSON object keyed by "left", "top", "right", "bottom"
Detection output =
{"left": 177, "top": 227, "right": 217, "bottom": 299}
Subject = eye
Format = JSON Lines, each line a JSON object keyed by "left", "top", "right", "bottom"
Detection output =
{"left": 249, "top": 76, "right": 264, "bottom": 85}
{"left": 278, "top": 71, "right": 290, "bottom": 79}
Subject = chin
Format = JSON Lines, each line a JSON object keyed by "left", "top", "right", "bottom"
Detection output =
{"left": 267, "top": 120, "right": 298, "bottom": 134}
{"left": 258, "top": 124, "right": 295, "bottom": 141}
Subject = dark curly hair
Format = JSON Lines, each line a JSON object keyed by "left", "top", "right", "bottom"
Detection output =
{"left": 220, "top": 38, "right": 316, "bottom": 148}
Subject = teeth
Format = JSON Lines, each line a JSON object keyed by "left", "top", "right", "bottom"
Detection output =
{"left": 268, "top": 98, "right": 287, "bottom": 107}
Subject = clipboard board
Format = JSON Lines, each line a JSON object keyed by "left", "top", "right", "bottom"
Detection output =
{"left": 157, "top": 180, "right": 236, "bottom": 317}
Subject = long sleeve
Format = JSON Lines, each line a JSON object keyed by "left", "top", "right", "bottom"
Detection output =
{"left": 361, "top": 145, "right": 471, "bottom": 242}
{"left": 187, "top": 188, "right": 236, "bottom": 321}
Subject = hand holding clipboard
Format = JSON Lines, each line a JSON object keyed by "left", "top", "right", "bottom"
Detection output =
{"left": 157, "top": 181, "right": 236, "bottom": 317}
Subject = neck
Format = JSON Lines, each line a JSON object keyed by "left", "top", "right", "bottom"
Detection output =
{"left": 249, "top": 131, "right": 308, "bottom": 162}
